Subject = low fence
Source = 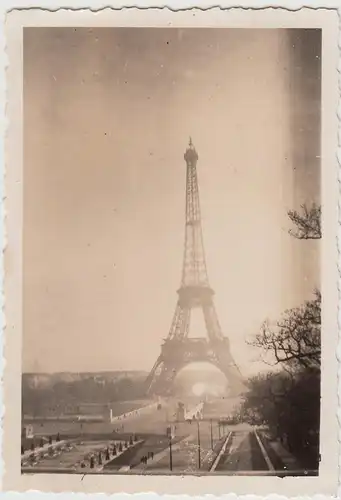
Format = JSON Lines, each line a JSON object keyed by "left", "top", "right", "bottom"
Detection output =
{"left": 110, "top": 401, "right": 160, "bottom": 423}
{"left": 21, "top": 440, "right": 69, "bottom": 465}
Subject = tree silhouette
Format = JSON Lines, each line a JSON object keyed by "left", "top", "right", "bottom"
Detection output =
{"left": 288, "top": 203, "right": 321, "bottom": 239}
{"left": 251, "top": 202, "right": 321, "bottom": 370}
{"left": 241, "top": 368, "right": 320, "bottom": 468}
{"left": 241, "top": 371, "right": 292, "bottom": 428}
{"left": 251, "top": 291, "right": 321, "bottom": 370}
{"left": 242, "top": 202, "right": 322, "bottom": 470}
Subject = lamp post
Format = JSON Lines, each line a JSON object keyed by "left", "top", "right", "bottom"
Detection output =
{"left": 210, "top": 419, "right": 213, "bottom": 450}
{"left": 167, "top": 426, "right": 173, "bottom": 471}
{"left": 169, "top": 435, "right": 173, "bottom": 471}
{"left": 197, "top": 420, "right": 201, "bottom": 469}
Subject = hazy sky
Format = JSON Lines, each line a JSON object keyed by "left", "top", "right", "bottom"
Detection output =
{"left": 23, "top": 28, "right": 321, "bottom": 375}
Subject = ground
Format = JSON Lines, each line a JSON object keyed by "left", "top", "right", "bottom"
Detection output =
{"left": 21, "top": 397, "right": 317, "bottom": 475}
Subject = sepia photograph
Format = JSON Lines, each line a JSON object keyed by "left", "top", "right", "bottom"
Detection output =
{"left": 3, "top": 6, "right": 339, "bottom": 496}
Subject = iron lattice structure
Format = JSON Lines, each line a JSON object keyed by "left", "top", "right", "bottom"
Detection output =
{"left": 145, "top": 140, "right": 244, "bottom": 396}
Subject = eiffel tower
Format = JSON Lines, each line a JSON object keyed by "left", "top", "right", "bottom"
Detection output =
{"left": 145, "top": 140, "right": 244, "bottom": 396}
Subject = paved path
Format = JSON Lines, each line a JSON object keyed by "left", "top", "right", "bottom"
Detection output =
{"left": 215, "top": 430, "right": 271, "bottom": 472}
{"left": 138, "top": 429, "right": 226, "bottom": 473}
{"left": 210, "top": 432, "right": 232, "bottom": 471}
{"left": 131, "top": 435, "right": 196, "bottom": 472}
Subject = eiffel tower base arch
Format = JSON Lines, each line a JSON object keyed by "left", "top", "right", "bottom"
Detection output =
{"left": 145, "top": 337, "right": 244, "bottom": 397}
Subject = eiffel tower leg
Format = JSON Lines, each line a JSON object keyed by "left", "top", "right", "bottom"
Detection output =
{"left": 145, "top": 356, "right": 163, "bottom": 395}
{"left": 212, "top": 339, "right": 245, "bottom": 395}
{"left": 169, "top": 304, "right": 191, "bottom": 339}
{"left": 147, "top": 358, "right": 182, "bottom": 396}
{"left": 202, "top": 303, "right": 224, "bottom": 341}
{"left": 155, "top": 363, "right": 179, "bottom": 395}
{"left": 146, "top": 301, "right": 190, "bottom": 395}
{"left": 217, "top": 363, "right": 245, "bottom": 395}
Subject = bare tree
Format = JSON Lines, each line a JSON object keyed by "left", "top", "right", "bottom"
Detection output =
{"left": 250, "top": 291, "right": 321, "bottom": 370}
{"left": 242, "top": 202, "right": 322, "bottom": 468}
{"left": 288, "top": 203, "right": 321, "bottom": 240}
{"left": 249, "top": 203, "right": 321, "bottom": 370}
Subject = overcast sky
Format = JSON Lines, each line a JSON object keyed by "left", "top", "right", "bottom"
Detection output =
{"left": 23, "top": 28, "right": 321, "bottom": 375}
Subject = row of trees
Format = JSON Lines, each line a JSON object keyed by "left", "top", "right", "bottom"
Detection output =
{"left": 22, "top": 376, "right": 146, "bottom": 417}
{"left": 241, "top": 203, "right": 321, "bottom": 470}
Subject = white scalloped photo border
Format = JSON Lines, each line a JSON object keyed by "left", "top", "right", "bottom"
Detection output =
{"left": 0, "top": 3, "right": 339, "bottom": 499}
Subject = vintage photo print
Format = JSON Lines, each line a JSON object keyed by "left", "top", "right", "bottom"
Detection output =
{"left": 3, "top": 7, "right": 339, "bottom": 496}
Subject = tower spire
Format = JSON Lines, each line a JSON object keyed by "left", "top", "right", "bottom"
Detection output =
{"left": 182, "top": 138, "right": 207, "bottom": 287}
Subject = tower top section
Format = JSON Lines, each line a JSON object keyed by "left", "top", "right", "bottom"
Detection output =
{"left": 184, "top": 137, "right": 199, "bottom": 164}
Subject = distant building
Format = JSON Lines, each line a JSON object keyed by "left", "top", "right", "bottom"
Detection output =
{"left": 21, "top": 424, "right": 34, "bottom": 439}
